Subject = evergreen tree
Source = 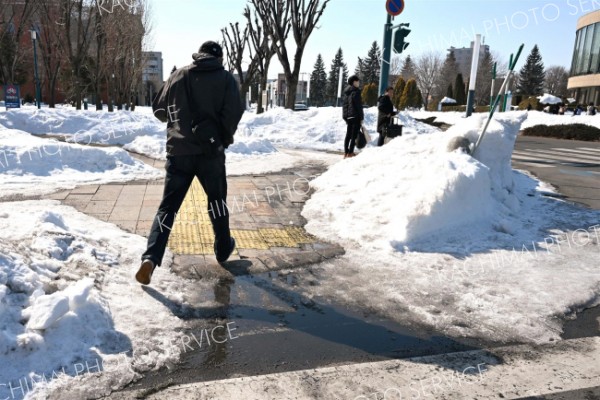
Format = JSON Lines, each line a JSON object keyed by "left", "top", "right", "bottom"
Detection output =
{"left": 362, "top": 41, "right": 381, "bottom": 85}
{"left": 392, "top": 77, "right": 406, "bottom": 109}
{"left": 454, "top": 73, "right": 466, "bottom": 105}
{"left": 361, "top": 83, "right": 378, "bottom": 107}
{"left": 400, "top": 55, "right": 416, "bottom": 81}
{"left": 517, "top": 45, "right": 545, "bottom": 95}
{"left": 326, "top": 48, "right": 349, "bottom": 105}
{"left": 354, "top": 57, "right": 365, "bottom": 83}
{"left": 446, "top": 84, "right": 453, "bottom": 99}
{"left": 438, "top": 51, "right": 459, "bottom": 100}
{"left": 415, "top": 88, "right": 424, "bottom": 109}
{"left": 400, "top": 78, "right": 420, "bottom": 109}
{"left": 309, "top": 54, "right": 328, "bottom": 107}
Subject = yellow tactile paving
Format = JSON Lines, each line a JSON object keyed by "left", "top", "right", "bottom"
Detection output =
{"left": 168, "top": 179, "right": 315, "bottom": 255}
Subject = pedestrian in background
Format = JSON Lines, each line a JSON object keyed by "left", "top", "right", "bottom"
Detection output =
{"left": 136, "top": 41, "right": 244, "bottom": 285}
{"left": 342, "top": 75, "right": 364, "bottom": 158}
{"left": 377, "top": 86, "right": 397, "bottom": 147}
{"left": 588, "top": 102, "right": 597, "bottom": 116}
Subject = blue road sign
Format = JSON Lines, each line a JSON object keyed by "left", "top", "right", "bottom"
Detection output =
{"left": 4, "top": 85, "right": 21, "bottom": 109}
{"left": 386, "top": 0, "right": 404, "bottom": 16}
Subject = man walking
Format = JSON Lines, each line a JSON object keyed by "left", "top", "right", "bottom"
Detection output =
{"left": 342, "top": 75, "right": 364, "bottom": 158}
{"left": 136, "top": 41, "right": 244, "bottom": 285}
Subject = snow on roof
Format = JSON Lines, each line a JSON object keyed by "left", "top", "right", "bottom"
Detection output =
{"left": 537, "top": 93, "right": 562, "bottom": 104}
{"left": 440, "top": 96, "right": 457, "bottom": 104}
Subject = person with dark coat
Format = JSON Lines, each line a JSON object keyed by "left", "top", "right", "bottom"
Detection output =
{"left": 136, "top": 41, "right": 245, "bottom": 285}
{"left": 377, "top": 87, "right": 396, "bottom": 146}
{"left": 342, "top": 75, "right": 364, "bottom": 158}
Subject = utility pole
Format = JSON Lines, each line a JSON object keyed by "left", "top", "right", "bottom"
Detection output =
{"left": 30, "top": 30, "right": 42, "bottom": 109}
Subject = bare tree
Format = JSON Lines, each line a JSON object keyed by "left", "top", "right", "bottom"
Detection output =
{"left": 390, "top": 55, "right": 403, "bottom": 76}
{"left": 244, "top": 4, "right": 277, "bottom": 113}
{"left": 250, "top": 0, "right": 329, "bottom": 109}
{"left": 59, "top": 0, "right": 97, "bottom": 109}
{"left": 221, "top": 20, "right": 257, "bottom": 106}
{"left": 544, "top": 65, "right": 569, "bottom": 97}
{"left": 32, "top": 0, "right": 64, "bottom": 107}
{"left": 414, "top": 51, "right": 443, "bottom": 110}
{"left": 0, "top": 0, "right": 36, "bottom": 86}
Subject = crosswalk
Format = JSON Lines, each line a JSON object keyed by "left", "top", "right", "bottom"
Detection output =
{"left": 512, "top": 146, "right": 600, "bottom": 169}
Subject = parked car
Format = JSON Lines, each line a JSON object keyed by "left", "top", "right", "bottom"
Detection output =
{"left": 294, "top": 103, "right": 308, "bottom": 111}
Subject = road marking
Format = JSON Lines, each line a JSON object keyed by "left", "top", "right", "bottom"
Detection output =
{"left": 553, "top": 147, "right": 600, "bottom": 158}
{"left": 520, "top": 149, "right": 600, "bottom": 163}
{"left": 513, "top": 150, "right": 598, "bottom": 166}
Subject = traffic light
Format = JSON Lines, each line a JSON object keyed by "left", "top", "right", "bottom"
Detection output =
{"left": 393, "top": 27, "right": 411, "bottom": 54}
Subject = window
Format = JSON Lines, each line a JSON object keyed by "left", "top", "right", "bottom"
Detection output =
{"left": 591, "top": 22, "right": 600, "bottom": 74}
{"left": 571, "top": 29, "right": 582, "bottom": 76}
{"left": 581, "top": 24, "right": 595, "bottom": 73}
{"left": 576, "top": 26, "right": 588, "bottom": 75}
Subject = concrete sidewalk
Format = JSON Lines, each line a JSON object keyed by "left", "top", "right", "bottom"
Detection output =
{"left": 46, "top": 153, "right": 344, "bottom": 280}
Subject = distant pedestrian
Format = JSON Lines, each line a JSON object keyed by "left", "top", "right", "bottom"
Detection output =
{"left": 136, "top": 41, "right": 244, "bottom": 285}
{"left": 342, "top": 75, "right": 364, "bottom": 158}
{"left": 573, "top": 105, "right": 583, "bottom": 116}
{"left": 588, "top": 103, "right": 597, "bottom": 116}
{"left": 377, "top": 87, "right": 397, "bottom": 147}
{"left": 558, "top": 105, "right": 565, "bottom": 115}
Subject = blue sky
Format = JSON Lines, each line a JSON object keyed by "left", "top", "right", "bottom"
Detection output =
{"left": 151, "top": 0, "right": 598, "bottom": 81}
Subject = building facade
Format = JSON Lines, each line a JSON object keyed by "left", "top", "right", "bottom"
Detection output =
{"left": 141, "top": 51, "right": 164, "bottom": 106}
{"left": 568, "top": 10, "right": 600, "bottom": 105}
{"left": 448, "top": 41, "right": 490, "bottom": 80}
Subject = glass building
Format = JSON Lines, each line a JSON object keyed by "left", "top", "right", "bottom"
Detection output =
{"left": 568, "top": 10, "right": 600, "bottom": 105}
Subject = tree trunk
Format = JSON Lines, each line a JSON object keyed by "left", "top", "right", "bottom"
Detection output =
{"left": 285, "top": 73, "right": 298, "bottom": 109}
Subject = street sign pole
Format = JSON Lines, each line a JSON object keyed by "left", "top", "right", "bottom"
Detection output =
{"left": 378, "top": 14, "right": 393, "bottom": 96}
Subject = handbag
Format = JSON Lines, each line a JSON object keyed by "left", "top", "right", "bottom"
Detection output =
{"left": 356, "top": 124, "right": 371, "bottom": 149}
{"left": 183, "top": 69, "right": 224, "bottom": 155}
{"left": 385, "top": 117, "right": 403, "bottom": 139}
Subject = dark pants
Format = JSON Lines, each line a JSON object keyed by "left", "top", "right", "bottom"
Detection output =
{"left": 345, "top": 119, "right": 361, "bottom": 154}
{"left": 142, "top": 153, "right": 230, "bottom": 266}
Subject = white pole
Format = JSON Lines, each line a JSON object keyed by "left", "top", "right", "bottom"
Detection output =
{"left": 336, "top": 66, "right": 343, "bottom": 106}
{"left": 465, "top": 34, "right": 481, "bottom": 117}
{"left": 469, "top": 35, "right": 481, "bottom": 91}
{"left": 306, "top": 75, "right": 310, "bottom": 103}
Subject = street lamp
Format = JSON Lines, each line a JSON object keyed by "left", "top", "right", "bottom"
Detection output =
{"left": 30, "top": 29, "right": 41, "bottom": 109}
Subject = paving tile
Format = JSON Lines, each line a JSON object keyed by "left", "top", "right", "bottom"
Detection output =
{"left": 111, "top": 220, "right": 138, "bottom": 233}
{"left": 84, "top": 200, "right": 116, "bottom": 214}
{"left": 138, "top": 207, "right": 157, "bottom": 220}
{"left": 88, "top": 213, "right": 110, "bottom": 222}
{"left": 66, "top": 194, "right": 94, "bottom": 202}
{"left": 47, "top": 190, "right": 71, "bottom": 200}
{"left": 247, "top": 202, "right": 277, "bottom": 216}
{"left": 92, "top": 186, "right": 123, "bottom": 201}
{"left": 69, "top": 185, "right": 99, "bottom": 195}
{"left": 109, "top": 207, "right": 141, "bottom": 221}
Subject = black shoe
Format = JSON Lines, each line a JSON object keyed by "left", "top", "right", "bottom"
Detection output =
{"left": 215, "top": 237, "right": 236, "bottom": 263}
{"left": 135, "top": 259, "right": 156, "bottom": 285}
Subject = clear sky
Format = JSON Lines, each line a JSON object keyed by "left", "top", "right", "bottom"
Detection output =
{"left": 150, "top": 0, "right": 597, "bottom": 81}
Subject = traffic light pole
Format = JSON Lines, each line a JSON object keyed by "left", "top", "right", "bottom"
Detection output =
{"left": 378, "top": 14, "right": 393, "bottom": 96}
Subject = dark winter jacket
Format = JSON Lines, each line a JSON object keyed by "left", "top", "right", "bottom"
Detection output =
{"left": 152, "top": 53, "right": 244, "bottom": 156}
{"left": 342, "top": 85, "right": 364, "bottom": 122}
{"left": 377, "top": 94, "right": 395, "bottom": 133}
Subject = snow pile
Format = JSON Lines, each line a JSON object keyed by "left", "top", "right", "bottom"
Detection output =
{"left": 0, "top": 127, "right": 162, "bottom": 199}
{"left": 537, "top": 93, "right": 562, "bottom": 104}
{"left": 303, "top": 114, "right": 526, "bottom": 248}
{"left": 0, "top": 201, "right": 218, "bottom": 399}
{"left": 299, "top": 112, "right": 600, "bottom": 342}
{"left": 235, "top": 106, "right": 440, "bottom": 151}
{"left": 521, "top": 110, "right": 600, "bottom": 129}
